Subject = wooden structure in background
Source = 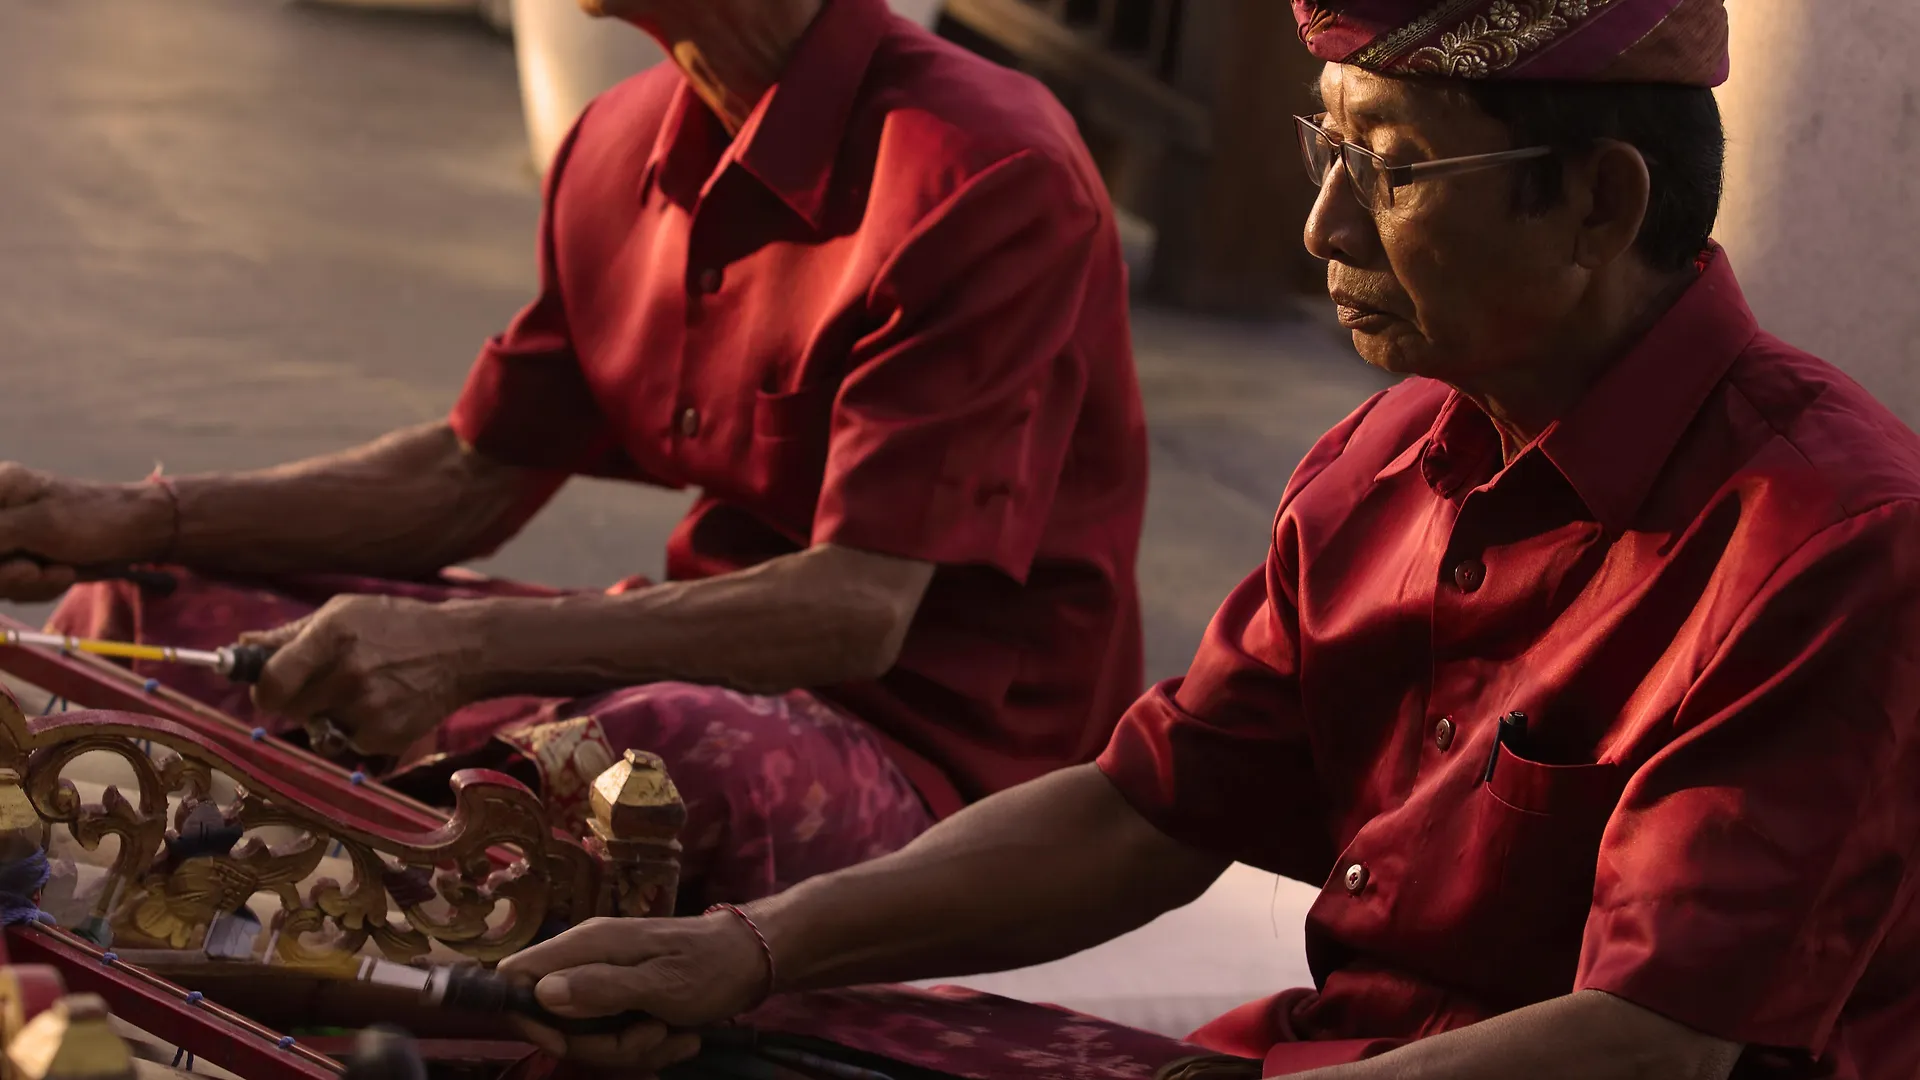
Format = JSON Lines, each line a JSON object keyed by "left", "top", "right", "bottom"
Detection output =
{"left": 939, "top": 0, "right": 1325, "bottom": 314}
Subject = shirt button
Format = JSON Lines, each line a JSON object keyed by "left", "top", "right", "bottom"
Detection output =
{"left": 696, "top": 267, "right": 723, "bottom": 295}
{"left": 1433, "top": 717, "right": 1454, "bottom": 751}
{"left": 1343, "top": 863, "right": 1369, "bottom": 894}
{"left": 678, "top": 407, "right": 700, "bottom": 438}
{"left": 1451, "top": 559, "right": 1486, "bottom": 593}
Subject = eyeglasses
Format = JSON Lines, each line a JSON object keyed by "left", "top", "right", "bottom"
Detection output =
{"left": 1294, "top": 113, "right": 1553, "bottom": 211}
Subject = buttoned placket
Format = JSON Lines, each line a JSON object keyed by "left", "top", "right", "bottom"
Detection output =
{"left": 1332, "top": 477, "right": 1467, "bottom": 916}
{"left": 1432, "top": 481, "right": 1502, "bottom": 768}
{"left": 1336, "top": 470, "right": 1494, "bottom": 924}
{"left": 1423, "top": 451, "right": 1599, "bottom": 791}
{"left": 637, "top": 177, "right": 701, "bottom": 467}
{"left": 672, "top": 160, "right": 741, "bottom": 456}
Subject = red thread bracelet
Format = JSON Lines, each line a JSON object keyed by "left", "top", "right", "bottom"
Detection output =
{"left": 706, "top": 902, "right": 776, "bottom": 1001}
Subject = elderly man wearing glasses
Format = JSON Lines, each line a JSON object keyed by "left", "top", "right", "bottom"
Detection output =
{"left": 497, "top": 2, "right": 1920, "bottom": 1078}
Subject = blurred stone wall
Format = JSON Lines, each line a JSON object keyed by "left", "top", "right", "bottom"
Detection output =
{"left": 1713, "top": 2, "right": 1920, "bottom": 425}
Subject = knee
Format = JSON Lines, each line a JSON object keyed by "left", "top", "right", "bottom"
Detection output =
{"left": 594, "top": 684, "right": 802, "bottom": 789}
{"left": 45, "top": 579, "right": 139, "bottom": 636}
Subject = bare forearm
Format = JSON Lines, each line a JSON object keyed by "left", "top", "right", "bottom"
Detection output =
{"left": 740, "top": 765, "right": 1227, "bottom": 992}
{"left": 468, "top": 544, "right": 930, "bottom": 698}
{"left": 1300, "top": 991, "right": 1740, "bottom": 1080}
{"left": 167, "top": 423, "right": 538, "bottom": 577}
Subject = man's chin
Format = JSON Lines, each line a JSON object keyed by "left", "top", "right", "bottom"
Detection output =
{"left": 1349, "top": 331, "right": 1424, "bottom": 377}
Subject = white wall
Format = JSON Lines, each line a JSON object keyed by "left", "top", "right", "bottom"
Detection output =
{"left": 1713, "top": 2, "right": 1920, "bottom": 424}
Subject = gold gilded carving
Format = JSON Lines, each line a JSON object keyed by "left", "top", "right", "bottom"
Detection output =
{"left": 586, "top": 751, "right": 687, "bottom": 918}
{"left": 6, "top": 993, "right": 137, "bottom": 1080}
{"left": 0, "top": 695, "right": 621, "bottom": 967}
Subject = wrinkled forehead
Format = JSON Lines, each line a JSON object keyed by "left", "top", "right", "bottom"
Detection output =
{"left": 1311, "top": 63, "right": 1505, "bottom": 147}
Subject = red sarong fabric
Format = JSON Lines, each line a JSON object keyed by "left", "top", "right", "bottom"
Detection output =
{"left": 496, "top": 985, "right": 1408, "bottom": 1079}
{"left": 47, "top": 571, "right": 933, "bottom": 909}
{"left": 503, "top": 986, "right": 1231, "bottom": 1080}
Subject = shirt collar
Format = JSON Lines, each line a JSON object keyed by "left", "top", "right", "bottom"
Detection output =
{"left": 1536, "top": 244, "right": 1759, "bottom": 531}
{"left": 1374, "top": 390, "right": 1497, "bottom": 496}
{"left": 1376, "top": 245, "right": 1760, "bottom": 530}
{"left": 642, "top": 0, "right": 890, "bottom": 231}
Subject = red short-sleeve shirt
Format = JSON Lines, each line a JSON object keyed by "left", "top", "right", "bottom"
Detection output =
{"left": 1099, "top": 249, "right": 1920, "bottom": 1079}
{"left": 450, "top": 0, "right": 1147, "bottom": 817}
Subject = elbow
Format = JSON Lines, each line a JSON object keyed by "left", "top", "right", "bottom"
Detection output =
{"left": 815, "top": 578, "right": 919, "bottom": 683}
{"left": 1568, "top": 992, "right": 1743, "bottom": 1080}
{"left": 837, "top": 594, "right": 915, "bottom": 682}
{"left": 767, "top": 545, "right": 932, "bottom": 689}
{"left": 720, "top": 588, "right": 914, "bottom": 696}
{"left": 1667, "top": 1040, "right": 1742, "bottom": 1080}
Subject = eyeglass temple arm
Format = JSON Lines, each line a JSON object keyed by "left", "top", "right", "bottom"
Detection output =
{"left": 1386, "top": 146, "right": 1553, "bottom": 187}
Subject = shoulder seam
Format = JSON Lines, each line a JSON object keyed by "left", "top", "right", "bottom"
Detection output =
{"left": 865, "top": 148, "right": 1098, "bottom": 308}
{"left": 1268, "top": 386, "right": 1397, "bottom": 553}
{"left": 1721, "top": 367, "right": 1920, "bottom": 518}
{"left": 1692, "top": 496, "right": 1920, "bottom": 696}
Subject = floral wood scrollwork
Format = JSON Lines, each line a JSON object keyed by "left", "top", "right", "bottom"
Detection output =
{"left": 0, "top": 695, "right": 635, "bottom": 967}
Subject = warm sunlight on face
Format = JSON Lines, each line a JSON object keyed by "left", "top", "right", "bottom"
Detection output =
{"left": 1302, "top": 65, "right": 1586, "bottom": 384}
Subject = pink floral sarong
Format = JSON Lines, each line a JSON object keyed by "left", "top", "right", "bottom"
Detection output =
{"left": 48, "top": 569, "right": 934, "bottom": 910}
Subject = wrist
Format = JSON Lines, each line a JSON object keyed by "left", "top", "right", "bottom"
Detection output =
{"left": 706, "top": 903, "right": 777, "bottom": 1004}
{"left": 470, "top": 592, "right": 641, "bottom": 698}
{"left": 118, "top": 473, "right": 180, "bottom": 563}
{"left": 446, "top": 597, "right": 519, "bottom": 701}
{"left": 738, "top": 883, "right": 831, "bottom": 995}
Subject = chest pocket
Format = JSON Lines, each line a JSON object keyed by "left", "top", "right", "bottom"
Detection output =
{"left": 753, "top": 383, "right": 833, "bottom": 442}
{"left": 738, "top": 383, "right": 834, "bottom": 527}
{"left": 1460, "top": 746, "right": 1628, "bottom": 1007}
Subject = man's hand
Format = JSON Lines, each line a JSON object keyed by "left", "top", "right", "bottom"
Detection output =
{"left": 244, "top": 595, "right": 492, "bottom": 756}
{"left": 488, "top": 768, "right": 1225, "bottom": 1067}
{"left": 0, "top": 464, "right": 173, "bottom": 601}
{"left": 495, "top": 911, "right": 771, "bottom": 1069}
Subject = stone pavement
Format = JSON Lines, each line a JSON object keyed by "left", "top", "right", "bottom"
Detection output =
{"left": 0, "top": 0, "right": 1392, "bottom": 685}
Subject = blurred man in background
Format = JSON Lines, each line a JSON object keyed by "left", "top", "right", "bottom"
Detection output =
{"left": 0, "top": 0, "right": 1147, "bottom": 910}
{"left": 496, "top": 2, "right": 1920, "bottom": 1078}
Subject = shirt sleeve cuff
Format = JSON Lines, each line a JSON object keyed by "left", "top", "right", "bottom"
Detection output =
{"left": 814, "top": 473, "right": 1044, "bottom": 579}
{"left": 1096, "top": 682, "right": 1330, "bottom": 880}
{"left": 449, "top": 338, "right": 610, "bottom": 472}
{"left": 1577, "top": 899, "right": 1854, "bottom": 1052}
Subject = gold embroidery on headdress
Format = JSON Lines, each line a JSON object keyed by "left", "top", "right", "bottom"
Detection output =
{"left": 1347, "top": 0, "right": 1486, "bottom": 68}
{"left": 1402, "top": 0, "right": 1619, "bottom": 77}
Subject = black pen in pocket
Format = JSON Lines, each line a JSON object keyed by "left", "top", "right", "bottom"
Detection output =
{"left": 1481, "top": 711, "right": 1529, "bottom": 784}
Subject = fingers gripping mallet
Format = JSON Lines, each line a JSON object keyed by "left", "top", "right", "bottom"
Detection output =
{"left": 0, "top": 629, "right": 273, "bottom": 682}
{"left": 0, "top": 631, "right": 354, "bottom": 753}
{"left": 352, "top": 957, "right": 654, "bottom": 1037}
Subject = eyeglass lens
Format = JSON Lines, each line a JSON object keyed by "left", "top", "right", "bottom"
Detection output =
{"left": 1295, "top": 117, "right": 1385, "bottom": 210}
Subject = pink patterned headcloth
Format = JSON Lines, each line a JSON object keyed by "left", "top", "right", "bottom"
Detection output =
{"left": 1294, "top": 0, "right": 1730, "bottom": 86}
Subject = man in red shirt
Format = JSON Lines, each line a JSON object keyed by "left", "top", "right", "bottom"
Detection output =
{"left": 496, "top": 2, "right": 1920, "bottom": 1078}
{"left": 0, "top": 0, "right": 1146, "bottom": 907}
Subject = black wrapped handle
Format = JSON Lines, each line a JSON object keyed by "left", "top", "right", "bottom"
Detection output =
{"left": 436, "top": 966, "right": 654, "bottom": 1038}
{"left": 221, "top": 643, "right": 274, "bottom": 684}
{"left": 101, "top": 566, "right": 180, "bottom": 597}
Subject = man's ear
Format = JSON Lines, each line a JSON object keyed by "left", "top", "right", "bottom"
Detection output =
{"left": 1570, "top": 139, "right": 1652, "bottom": 270}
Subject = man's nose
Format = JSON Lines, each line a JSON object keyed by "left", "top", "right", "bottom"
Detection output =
{"left": 1303, "top": 165, "right": 1373, "bottom": 265}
